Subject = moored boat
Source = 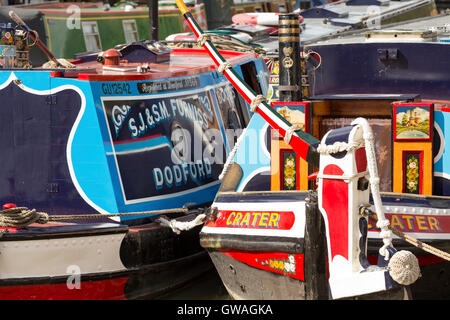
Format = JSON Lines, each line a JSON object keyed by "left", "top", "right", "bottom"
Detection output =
{"left": 0, "top": 1, "right": 208, "bottom": 66}
{"left": 301, "top": 14, "right": 450, "bottom": 298}
{"left": 174, "top": 0, "right": 424, "bottom": 300}
{"left": 213, "top": 14, "right": 450, "bottom": 299}
{"left": 0, "top": 9, "right": 268, "bottom": 299}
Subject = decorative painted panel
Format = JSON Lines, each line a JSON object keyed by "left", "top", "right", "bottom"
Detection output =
{"left": 393, "top": 103, "right": 433, "bottom": 142}
{"left": 403, "top": 151, "right": 423, "bottom": 194}
{"left": 281, "top": 150, "right": 297, "bottom": 190}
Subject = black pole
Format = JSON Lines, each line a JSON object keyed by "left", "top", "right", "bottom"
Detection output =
{"left": 278, "top": 14, "right": 302, "bottom": 102}
{"left": 304, "top": 191, "right": 328, "bottom": 300}
{"left": 148, "top": 0, "right": 158, "bottom": 41}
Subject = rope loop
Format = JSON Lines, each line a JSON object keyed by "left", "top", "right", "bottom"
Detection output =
{"left": 197, "top": 33, "right": 211, "bottom": 46}
{"left": 250, "top": 94, "right": 266, "bottom": 113}
{"left": 316, "top": 140, "right": 364, "bottom": 155}
{"left": 284, "top": 125, "right": 303, "bottom": 145}
{"left": 157, "top": 213, "right": 206, "bottom": 234}
{"left": 218, "top": 61, "right": 232, "bottom": 74}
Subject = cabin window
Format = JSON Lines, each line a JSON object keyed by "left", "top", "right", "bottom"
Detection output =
{"left": 123, "top": 20, "right": 139, "bottom": 44}
{"left": 81, "top": 21, "right": 102, "bottom": 52}
{"left": 240, "top": 61, "right": 262, "bottom": 96}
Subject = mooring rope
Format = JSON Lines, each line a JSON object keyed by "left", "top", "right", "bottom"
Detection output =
{"left": 362, "top": 208, "right": 450, "bottom": 262}
{"left": 157, "top": 213, "right": 207, "bottom": 234}
{"left": 0, "top": 206, "right": 190, "bottom": 228}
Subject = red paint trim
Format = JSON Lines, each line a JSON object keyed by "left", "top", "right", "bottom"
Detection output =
{"left": 41, "top": 10, "right": 149, "bottom": 15}
{"left": 206, "top": 210, "right": 295, "bottom": 230}
{"left": 220, "top": 250, "right": 305, "bottom": 281}
{"left": 368, "top": 254, "right": 444, "bottom": 267}
{"left": 111, "top": 133, "right": 163, "bottom": 145}
{"left": 355, "top": 147, "right": 367, "bottom": 173}
{"left": 321, "top": 164, "right": 349, "bottom": 261}
{"left": 0, "top": 277, "right": 128, "bottom": 300}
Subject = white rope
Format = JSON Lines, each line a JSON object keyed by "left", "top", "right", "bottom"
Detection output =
{"left": 157, "top": 213, "right": 206, "bottom": 234}
{"left": 284, "top": 125, "right": 302, "bottom": 145}
{"left": 250, "top": 94, "right": 266, "bottom": 113}
{"left": 351, "top": 117, "right": 393, "bottom": 260}
{"left": 197, "top": 33, "right": 211, "bottom": 46}
{"left": 316, "top": 140, "right": 364, "bottom": 155}
{"left": 218, "top": 61, "right": 232, "bottom": 74}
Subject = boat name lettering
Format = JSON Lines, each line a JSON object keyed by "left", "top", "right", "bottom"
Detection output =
{"left": 102, "top": 82, "right": 131, "bottom": 95}
{"left": 137, "top": 77, "right": 200, "bottom": 94}
{"left": 225, "top": 211, "right": 280, "bottom": 229}
{"left": 153, "top": 158, "right": 212, "bottom": 190}
{"left": 368, "top": 213, "right": 443, "bottom": 233}
{"left": 127, "top": 101, "right": 171, "bottom": 138}
{"left": 170, "top": 96, "right": 210, "bottom": 129}
{"left": 112, "top": 104, "right": 132, "bottom": 137}
{"left": 209, "top": 210, "right": 296, "bottom": 230}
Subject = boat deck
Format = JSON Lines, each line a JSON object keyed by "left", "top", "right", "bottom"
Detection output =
{"left": 44, "top": 48, "right": 258, "bottom": 81}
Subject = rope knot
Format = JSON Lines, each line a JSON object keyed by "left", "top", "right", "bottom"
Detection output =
{"left": 218, "top": 61, "right": 232, "bottom": 74}
{"left": 197, "top": 34, "right": 211, "bottom": 46}
{"left": 250, "top": 94, "right": 266, "bottom": 113}
{"left": 284, "top": 125, "right": 303, "bottom": 145}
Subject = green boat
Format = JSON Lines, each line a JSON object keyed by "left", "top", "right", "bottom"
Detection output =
{"left": 0, "top": 1, "right": 207, "bottom": 65}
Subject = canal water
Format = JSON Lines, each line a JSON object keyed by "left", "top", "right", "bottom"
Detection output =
{"left": 158, "top": 269, "right": 231, "bottom": 300}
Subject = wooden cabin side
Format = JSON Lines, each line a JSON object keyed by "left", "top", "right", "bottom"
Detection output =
{"left": 35, "top": 4, "right": 207, "bottom": 61}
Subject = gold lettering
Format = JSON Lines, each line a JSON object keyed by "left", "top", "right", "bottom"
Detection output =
{"left": 428, "top": 217, "right": 441, "bottom": 232}
{"left": 240, "top": 212, "right": 250, "bottom": 228}
{"left": 416, "top": 216, "right": 428, "bottom": 231}
{"left": 259, "top": 212, "right": 270, "bottom": 228}
{"left": 268, "top": 213, "right": 280, "bottom": 228}
{"left": 403, "top": 216, "right": 415, "bottom": 230}
{"left": 251, "top": 212, "right": 261, "bottom": 227}
{"left": 226, "top": 212, "right": 235, "bottom": 226}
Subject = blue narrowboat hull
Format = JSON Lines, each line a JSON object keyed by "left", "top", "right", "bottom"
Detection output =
{"left": 0, "top": 47, "right": 269, "bottom": 299}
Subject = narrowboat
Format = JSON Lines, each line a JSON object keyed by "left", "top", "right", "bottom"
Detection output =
{"left": 0, "top": 1, "right": 207, "bottom": 66}
{"left": 174, "top": 0, "right": 423, "bottom": 300}
{"left": 173, "top": 1, "right": 449, "bottom": 299}
{"left": 0, "top": 9, "right": 268, "bottom": 299}
{"left": 299, "top": 13, "right": 450, "bottom": 298}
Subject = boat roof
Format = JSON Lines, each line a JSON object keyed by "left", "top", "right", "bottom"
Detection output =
{"left": 14, "top": 1, "right": 200, "bottom": 14}
{"left": 47, "top": 48, "right": 257, "bottom": 82}
{"left": 208, "top": 0, "right": 437, "bottom": 51}
{"left": 306, "top": 13, "right": 450, "bottom": 46}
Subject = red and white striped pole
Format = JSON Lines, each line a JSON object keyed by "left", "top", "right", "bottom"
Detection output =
{"left": 174, "top": 0, "right": 319, "bottom": 167}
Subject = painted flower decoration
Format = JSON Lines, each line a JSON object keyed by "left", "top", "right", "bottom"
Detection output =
{"left": 406, "top": 155, "right": 419, "bottom": 193}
